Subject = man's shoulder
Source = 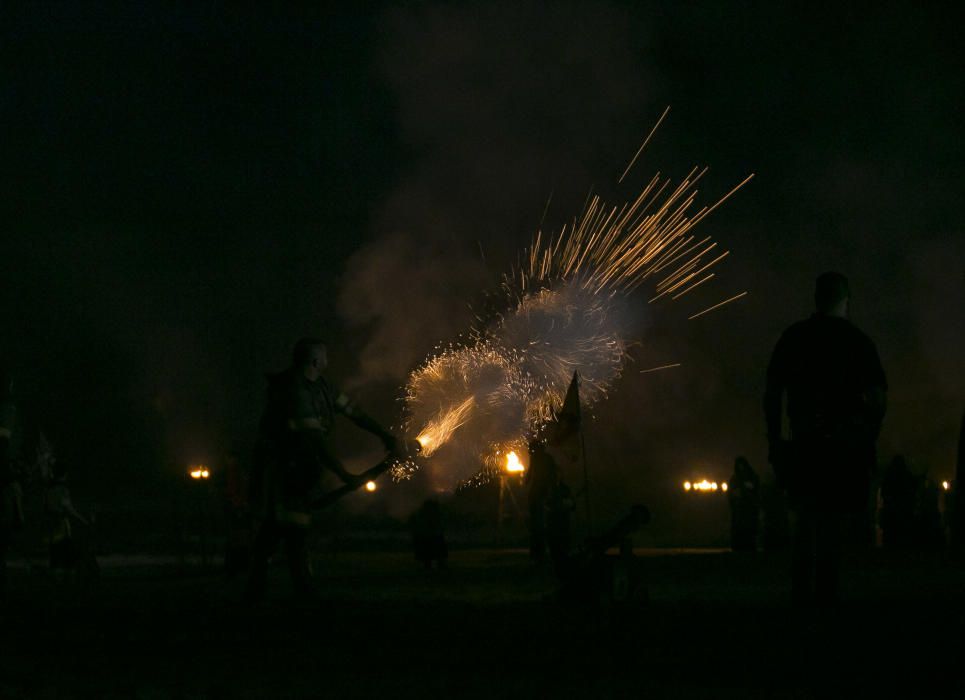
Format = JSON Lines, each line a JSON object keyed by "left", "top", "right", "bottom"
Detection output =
{"left": 782, "top": 314, "right": 869, "bottom": 340}
{"left": 775, "top": 318, "right": 815, "bottom": 345}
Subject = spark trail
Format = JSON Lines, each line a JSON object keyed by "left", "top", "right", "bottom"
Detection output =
{"left": 401, "top": 114, "right": 753, "bottom": 488}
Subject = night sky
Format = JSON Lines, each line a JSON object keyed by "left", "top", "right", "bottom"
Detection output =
{"left": 2, "top": 2, "right": 962, "bottom": 515}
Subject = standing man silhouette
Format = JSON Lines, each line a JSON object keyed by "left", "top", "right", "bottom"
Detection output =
{"left": 764, "top": 273, "right": 887, "bottom": 605}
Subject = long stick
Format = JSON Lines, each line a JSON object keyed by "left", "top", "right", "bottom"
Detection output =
{"left": 309, "top": 455, "right": 395, "bottom": 510}
{"left": 580, "top": 424, "right": 592, "bottom": 535}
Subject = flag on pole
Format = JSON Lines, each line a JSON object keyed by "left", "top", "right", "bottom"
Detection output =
{"left": 549, "top": 370, "right": 581, "bottom": 444}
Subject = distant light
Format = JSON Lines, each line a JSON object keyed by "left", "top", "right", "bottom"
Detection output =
{"left": 685, "top": 479, "right": 721, "bottom": 493}
{"left": 721, "top": 482, "right": 728, "bottom": 492}
{"left": 943, "top": 480, "right": 951, "bottom": 491}
{"left": 189, "top": 465, "right": 210, "bottom": 480}
{"left": 505, "top": 451, "right": 525, "bottom": 473}
{"left": 365, "top": 480, "right": 377, "bottom": 492}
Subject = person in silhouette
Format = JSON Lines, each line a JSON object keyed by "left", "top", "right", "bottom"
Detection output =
{"left": 0, "top": 369, "right": 22, "bottom": 603}
{"left": 953, "top": 410, "right": 964, "bottom": 550}
{"left": 44, "top": 458, "right": 95, "bottom": 582}
{"left": 245, "top": 338, "right": 397, "bottom": 603}
{"left": 409, "top": 499, "right": 447, "bottom": 569}
{"left": 525, "top": 439, "right": 557, "bottom": 562}
{"left": 221, "top": 449, "right": 252, "bottom": 577}
{"left": 764, "top": 272, "right": 887, "bottom": 606}
{"left": 913, "top": 473, "right": 945, "bottom": 549}
{"left": 879, "top": 455, "right": 917, "bottom": 549}
{"left": 728, "top": 456, "right": 761, "bottom": 552}
{"left": 760, "top": 475, "right": 790, "bottom": 551}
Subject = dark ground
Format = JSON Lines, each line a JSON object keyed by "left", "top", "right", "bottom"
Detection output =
{"left": 2, "top": 547, "right": 963, "bottom": 699}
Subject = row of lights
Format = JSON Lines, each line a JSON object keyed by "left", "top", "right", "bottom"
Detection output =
{"left": 684, "top": 480, "right": 727, "bottom": 492}
{"left": 684, "top": 479, "right": 954, "bottom": 493}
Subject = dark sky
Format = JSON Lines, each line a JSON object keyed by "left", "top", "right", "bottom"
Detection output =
{"left": 2, "top": 2, "right": 962, "bottom": 510}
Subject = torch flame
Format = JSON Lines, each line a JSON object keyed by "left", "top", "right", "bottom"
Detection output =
{"left": 505, "top": 451, "right": 525, "bottom": 473}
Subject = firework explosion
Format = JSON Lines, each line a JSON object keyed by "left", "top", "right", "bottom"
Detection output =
{"left": 400, "top": 112, "right": 753, "bottom": 488}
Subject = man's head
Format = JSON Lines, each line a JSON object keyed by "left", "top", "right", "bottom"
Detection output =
{"left": 814, "top": 272, "right": 850, "bottom": 317}
{"left": 291, "top": 338, "right": 328, "bottom": 380}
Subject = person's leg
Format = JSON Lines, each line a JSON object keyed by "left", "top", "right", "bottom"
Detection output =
{"left": 815, "top": 511, "right": 842, "bottom": 606}
{"left": 790, "top": 508, "right": 815, "bottom": 605}
{"left": 529, "top": 500, "right": 546, "bottom": 561}
{"left": 284, "top": 526, "right": 314, "bottom": 598}
{"left": 245, "top": 519, "right": 280, "bottom": 603}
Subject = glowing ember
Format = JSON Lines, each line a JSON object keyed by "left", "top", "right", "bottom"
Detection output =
{"left": 505, "top": 451, "right": 525, "bottom": 473}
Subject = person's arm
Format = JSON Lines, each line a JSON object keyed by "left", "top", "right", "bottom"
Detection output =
{"left": 333, "top": 393, "right": 397, "bottom": 452}
{"left": 286, "top": 421, "right": 359, "bottom": 485}
{"left": 63, "top": 495, "right": 89, "bottom": 527}
{"left": 286, "top": 381, "right": 361, "bottom": 484}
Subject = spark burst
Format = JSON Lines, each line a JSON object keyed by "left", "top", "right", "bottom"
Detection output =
{"left": 400, "top": 112, "right": 753, "bottom": 488}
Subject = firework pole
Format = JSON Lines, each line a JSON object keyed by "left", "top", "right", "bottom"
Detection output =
{"left": 580, "top": 420, "right": 592, "bottom": 535}
{"left": 555, "top": 371, "right": 589, "bottom": 532}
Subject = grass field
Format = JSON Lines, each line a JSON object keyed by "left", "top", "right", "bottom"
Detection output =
{"left": 2, "top": 546, "right": 963, "bottom": 698}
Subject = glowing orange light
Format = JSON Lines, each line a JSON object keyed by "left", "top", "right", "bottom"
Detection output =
{"left": 686, "top": 479, "right": 721, "bottom": 493}
{"left": 942, "top": 481, "right": 950, "bottom": 491}
{"left": 365, "top": 480, "right": 377, "bottom": 492}
{"left": 505, "top": 451, "right": 525, "bottom": 473}
{"left": 189, "top": 465, "right": 210, "bottom": 480}
{"left": 721, "top": 482, "right": 728, "bottom": 492}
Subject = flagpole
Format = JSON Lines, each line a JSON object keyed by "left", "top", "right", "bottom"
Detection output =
{"left": 580, "top": 422, "right": 592, "bottom": 535}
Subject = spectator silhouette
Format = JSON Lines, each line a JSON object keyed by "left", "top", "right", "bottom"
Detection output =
{"left": 409, "top": 499, "right": 447, "bottom": 569}
{"left": 764, "top": 272, "right": 887, "bottom": 606}
{"left": 728, "top": 456, "right": 761, "bottom": 552}
{"left": 880, "top": 455, "right": 917, "bottom": 549}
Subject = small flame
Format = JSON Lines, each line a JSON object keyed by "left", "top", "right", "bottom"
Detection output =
{"left": 505, "top": 451, "right": 525, "bottom": 473}
{"left": 942, "top": 480, "right": 950, "bottom": 491}
{"left": 365, "top": 481, "right": 377, "bottom": 492}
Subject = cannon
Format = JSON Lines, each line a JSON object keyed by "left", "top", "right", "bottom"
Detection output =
{"left": 308, "top": 439, "right": 421, "bottom": 510}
